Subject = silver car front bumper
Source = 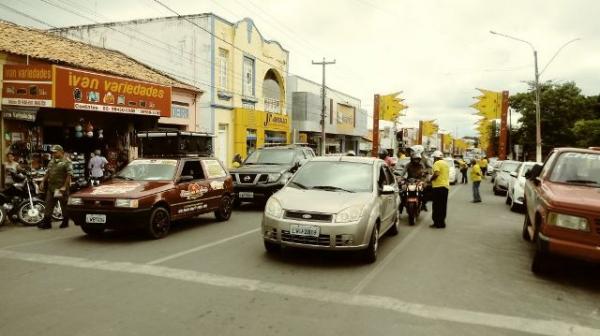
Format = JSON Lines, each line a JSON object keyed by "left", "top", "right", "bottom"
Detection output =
{"left": 262, "top": 215, "right": 370, "bottom": 251}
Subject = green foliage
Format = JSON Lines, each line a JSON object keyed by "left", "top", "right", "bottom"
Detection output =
{"left": 572, "top": 119, "right": 600, "bottom": 147}
{"left": 509, "top": 81, "right": 596, "bottom": 155}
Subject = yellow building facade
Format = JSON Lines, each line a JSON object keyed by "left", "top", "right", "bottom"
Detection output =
{"left": 212, "top": 17, "right": 289, "bottom": 167}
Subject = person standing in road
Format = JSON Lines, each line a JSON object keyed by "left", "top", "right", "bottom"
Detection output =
{"left": 39, "top": 145, "right": 72, "bottom": 229}
{"left": 459, "top": 158, "right": 468, "bottom": 184}
{"left": 429, "top": 150, "right": 449, "bottom": 229}
{"left": 470, "top": 159, "right": 482, "bottom": 203}
{"left": 89, "top": 149, "right": 108, "bottom": 185}
{"left": 479, "top": 157, "right": 488, "bottom": 179}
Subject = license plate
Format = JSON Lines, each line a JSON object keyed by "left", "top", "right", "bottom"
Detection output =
{"left": 238, "top": 192, "right": 254, "bottom": 199}
{"left": 408, "top": 197, "right": 419, "bottom": 202}
{"left": 85, "top": 214, "right": 106, "bottom": 224}
{"left": 290, "top": 224, "right": 319, "bottom": 237}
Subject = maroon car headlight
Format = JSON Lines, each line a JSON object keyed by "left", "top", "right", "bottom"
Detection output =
{"left": 547, "top": 212, "right": 589, "bottom": 231}
{"left": 115, "top": 199, "right": 139, "bottom": 208}
{"left": 67, "top": 197, "right": 83, "bottom": 206}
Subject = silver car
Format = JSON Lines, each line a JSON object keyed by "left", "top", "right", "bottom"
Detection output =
{"left": 493, "top": 160, "right": 521, "bottom": 195}
{"left": 262, "top": 156, "right": 400, "bottom": 263}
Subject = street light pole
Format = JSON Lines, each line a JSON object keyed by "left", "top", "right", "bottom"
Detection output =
{"left": 489, "top": 31, "right": 579, "bottom": 162}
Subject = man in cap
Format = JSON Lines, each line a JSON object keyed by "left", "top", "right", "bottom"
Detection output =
{"left": 429, "top": 150, "right": 449, "bottom": 229}
{"left": 39, "top": 145, "right": 72, "bottom": 229}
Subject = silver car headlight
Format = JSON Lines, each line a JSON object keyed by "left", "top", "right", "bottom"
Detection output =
{"left": 265, "top": 197, "right": 283, "bottom": 218}
{"left": 547, "top": 212, "right": 589, "bottom": 231}
{"left": 67, "top": 197, "right": 83, "bottom": 205}
{"left": 267, "top": 173, "right": 281, "bottom": 183}
{"left": 115, "top": 199, "right": 139, "bottom": 208}
{"left": 335, "top": 205, "right": 364, "bottom": 223}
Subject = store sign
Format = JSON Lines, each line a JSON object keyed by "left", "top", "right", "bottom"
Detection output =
{"left": 54, "top": 66, "right": 172, "bottom": 117}
{"left": 172, "top": 105, "right": 189, "bottom": 118}
{"left": 1, "top": 65, "right": 53, "bottom": 107}
{"left": 336, "top": 104, "right": 355, "bottom": 134}
{"left": 263, "top": 112, "right": 289, "bottom": 129}
{"left": 2, "top": 108, "right": 38, "bottom": 121}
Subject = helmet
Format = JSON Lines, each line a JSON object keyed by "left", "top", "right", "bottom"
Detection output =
{"left": 432, "top": 150, "right": 443, "bottom": 158}
{"left": 410, "top": 153, "right": 421, "bottom": 160}
{"left": 378, "top": 149, "right": 388, "bottom": 159}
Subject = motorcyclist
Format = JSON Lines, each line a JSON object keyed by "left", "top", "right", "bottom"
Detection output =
{"left": 400, "top": 153, "right": 428, "bottom": 213}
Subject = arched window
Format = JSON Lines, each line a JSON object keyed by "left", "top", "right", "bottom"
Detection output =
{"left": 263, "top": 69, "right": 282, "bottom": 113}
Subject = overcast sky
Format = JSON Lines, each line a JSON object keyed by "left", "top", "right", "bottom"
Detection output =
{"left": 2, "top": 0, "right": 599, "bottom": 137}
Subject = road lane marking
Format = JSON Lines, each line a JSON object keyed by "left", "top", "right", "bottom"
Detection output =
{"left": 0, "top": 249, "right": 597, "bottom": 336}
{"left": 0, "top": 233, "right": 80, "bottom": 250}
{"left": 351, "top": 184, "right": 463, "bottom": 294}
{"left": 146, "top": 228, "right": 260, "bottom": 265}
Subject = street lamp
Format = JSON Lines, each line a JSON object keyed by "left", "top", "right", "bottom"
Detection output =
{"left": 490, "top": 31, "right": 579, "bottom": 162}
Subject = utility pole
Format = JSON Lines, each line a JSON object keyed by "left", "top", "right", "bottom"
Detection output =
{"left": 312, "top": 58, "right": 336, "bottom": 156}
{"left": 371, "top": 94, "right": 380, "bottom": 157}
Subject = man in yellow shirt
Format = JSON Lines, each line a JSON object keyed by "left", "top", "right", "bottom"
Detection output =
{"left": 479, "top": 157, "right": 488, "bottom": 179}
{"left": 470, "top": 159, "right": 482, "bottom": 203}
{"left": 429, "top": 150, "right": 449, "bottom": 229}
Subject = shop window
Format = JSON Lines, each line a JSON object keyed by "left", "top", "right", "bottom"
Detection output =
{"left": 243, "top": 56, "right": 255, "bottom": 96}
{"left": 218, "top": 48, "right": 229, "bottom": 90}
{"left": 246, "top": 129, "right": 257, "bottom": 156}
{"left": 181, "top": 160, "right": 205, "bottom": 180}
{"left": 265, "top": 131, "right": 286, "bottom": 145}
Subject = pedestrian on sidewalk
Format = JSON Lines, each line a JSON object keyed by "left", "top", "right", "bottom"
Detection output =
{"left": 459, "top": 158, "right": 468, "bottom": 184}
{"left": 471, "top": 159, "right": 482, "bottom": 203}
{"left": 39, "top": 145, "right": 72, "bottom": 229}
{"left": 88, "top": 149, "right": 108, "bottom": 186}
{"left": 429, "top": 151, "right": 449, "bottom": 229}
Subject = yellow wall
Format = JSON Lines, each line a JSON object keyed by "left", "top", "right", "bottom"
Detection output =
{"left": 213, "top": 18, "right": 289, "bottom": 167}
{"left": 233, "top": 108, "right": 290, "bottom": 158}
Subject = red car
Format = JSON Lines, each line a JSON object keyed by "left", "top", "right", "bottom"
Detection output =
{"left": 523, "top": 147, "right": 600, "bottom": 274}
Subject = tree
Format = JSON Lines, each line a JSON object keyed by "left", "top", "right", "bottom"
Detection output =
{"left": 572, "top": 119, "right": 600, "bottom": 148}
{"left": 510, "top": 81, "right": 594, "bottom": 156}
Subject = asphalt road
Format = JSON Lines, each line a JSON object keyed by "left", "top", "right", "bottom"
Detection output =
{"left": 1, "top": 178, "right": 599, "bottom": 336}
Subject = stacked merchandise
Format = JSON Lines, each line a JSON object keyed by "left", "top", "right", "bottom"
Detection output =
{"left": 70, "top": 153, "right": 87, "bottom": 189}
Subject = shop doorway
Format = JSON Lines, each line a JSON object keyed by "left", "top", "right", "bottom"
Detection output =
{"left": 216, "top": 124, "right": 228, "bottom": 164}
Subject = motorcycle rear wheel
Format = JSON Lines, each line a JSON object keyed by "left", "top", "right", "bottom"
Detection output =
{"left": 0, "top": 206, "right": 6, "bottom": 227}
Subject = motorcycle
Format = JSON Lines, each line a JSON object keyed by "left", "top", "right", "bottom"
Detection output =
{"left": 399, "top": 177, "right": 424, "bottom": 226}
{"left": 0, "top": 170, "right": 45, "bottom": 226}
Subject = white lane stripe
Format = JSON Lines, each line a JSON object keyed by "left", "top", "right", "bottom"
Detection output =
{"left": 0, "top": 233, "right": 80, "bottom": 250}
{"left": 351, "top": 184, "right": 463, "bottom": 294}
{"left": 146, "top": 228, "right": 260, "bottom": 265}
{"left": 0, "top": 249, "right": 596, "bottom": 336}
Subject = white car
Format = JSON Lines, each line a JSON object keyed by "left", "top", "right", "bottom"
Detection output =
{"left": 505, "top": 161, "right": 541, "bottom": 211}
{"left": 492, "top": 160, "right": 521, "bottom": 195}
{"left": 443, "top": 158, "right": 458, "bottom": 185}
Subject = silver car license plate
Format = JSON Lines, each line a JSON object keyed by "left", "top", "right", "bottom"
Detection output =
{"left": 290, "top": 224, "right": 319, "bottom": 237}
{"left": 238, "top": 192, "right": 254, "bottom": 199}
{"left": 85, "top": 214, "right": 106, "bottom": 224}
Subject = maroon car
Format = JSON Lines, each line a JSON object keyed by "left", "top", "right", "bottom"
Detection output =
{"left": 523, "top": 147, "right": 600, "bottom": 273}
{"left": 66, "top": 157, "right": 234, "bottom": 239}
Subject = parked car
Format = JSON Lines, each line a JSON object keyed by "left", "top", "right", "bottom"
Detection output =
{"left": 261, "top": 156, "right": 400, "bottom": 263}
{"left": 444, "top": 158, "right": 458, "bottom": 185}
{"left": 506, "top": 161, "right": 540, "bottom": 212}
{"left": 230, "top": 145, "right": 315, "bottom": 206}
{"left": 489, "top": 160, "right": 503, "bottom": 182}
{"left": 66, "top": 157, "right": 234, "bottom": 239}
{"left": 523, "top": 147, "right": 600, "bottom": 274}
{"left": 492, "top": 160, "right": 520, "bottom": 195}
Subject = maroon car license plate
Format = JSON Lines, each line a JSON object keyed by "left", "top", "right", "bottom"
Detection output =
{"left": 408, "top": 197, "right": 419, "bottom": 202}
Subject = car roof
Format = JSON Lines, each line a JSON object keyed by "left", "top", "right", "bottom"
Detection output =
{"left": 553, "top": 147, "right": 600, "bottom": 155}
{"left": 258, "top": 146, "right": 310, "bottom": 151}
{"left": 137, "top": 156, "right": 220, "bottom": 161}
{"left": 310, "top": 156, "right": 381, "bottom": 164}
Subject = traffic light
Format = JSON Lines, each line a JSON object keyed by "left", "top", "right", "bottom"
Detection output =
{"left": 470, "top": 88, "right": 502, "bottom": 120}
{"left": 380, "top": 92, "right": 407, "bottom": 121}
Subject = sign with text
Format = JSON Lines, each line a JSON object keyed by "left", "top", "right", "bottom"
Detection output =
{"left": 54, "top": 66, "right": 171, "bottom": 117}
{"left": 1, "top": 64, "right": 53, "bottom": 107}
{"left": 336, "top": 103, "right": 355, "bottom": 134}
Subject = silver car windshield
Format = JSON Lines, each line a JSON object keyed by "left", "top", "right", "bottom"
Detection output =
{"left": 289, "top": 161, "right": 373, "bottom": 192}
{"left": 116, "top": 160, "right": 177, "bottom": 181}
{"left": 549, "top": 152, "right": 600, "bottom": 186}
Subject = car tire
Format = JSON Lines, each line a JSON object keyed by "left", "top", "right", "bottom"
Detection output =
{"left": 264, "top": 240, "right": 280, "bottom": 254}
{"left": 147, "top": 206, "right": 171, "bottom": 239}
{"left": 363, "top": 225, "right": 379, "bottom": 263}
{"left": 81, "top": 224, "right": 104, "bottom": 237}
{"left": 510, "top": 197, "right": 520, "bottom": 212}
{"left": 522, "top": 212, "right": 532, "bottom": 241}
{"left": 388, "top": 210, "right": 400, "bottom": 236}
{"left": 505, "top": 192, "right": 511, "bottom": 205}
{"left": 0, "top": 206, "right": 7, "bottom": 227}
{"left": 214, "top": 195, "right": 233, "bottom": 221}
